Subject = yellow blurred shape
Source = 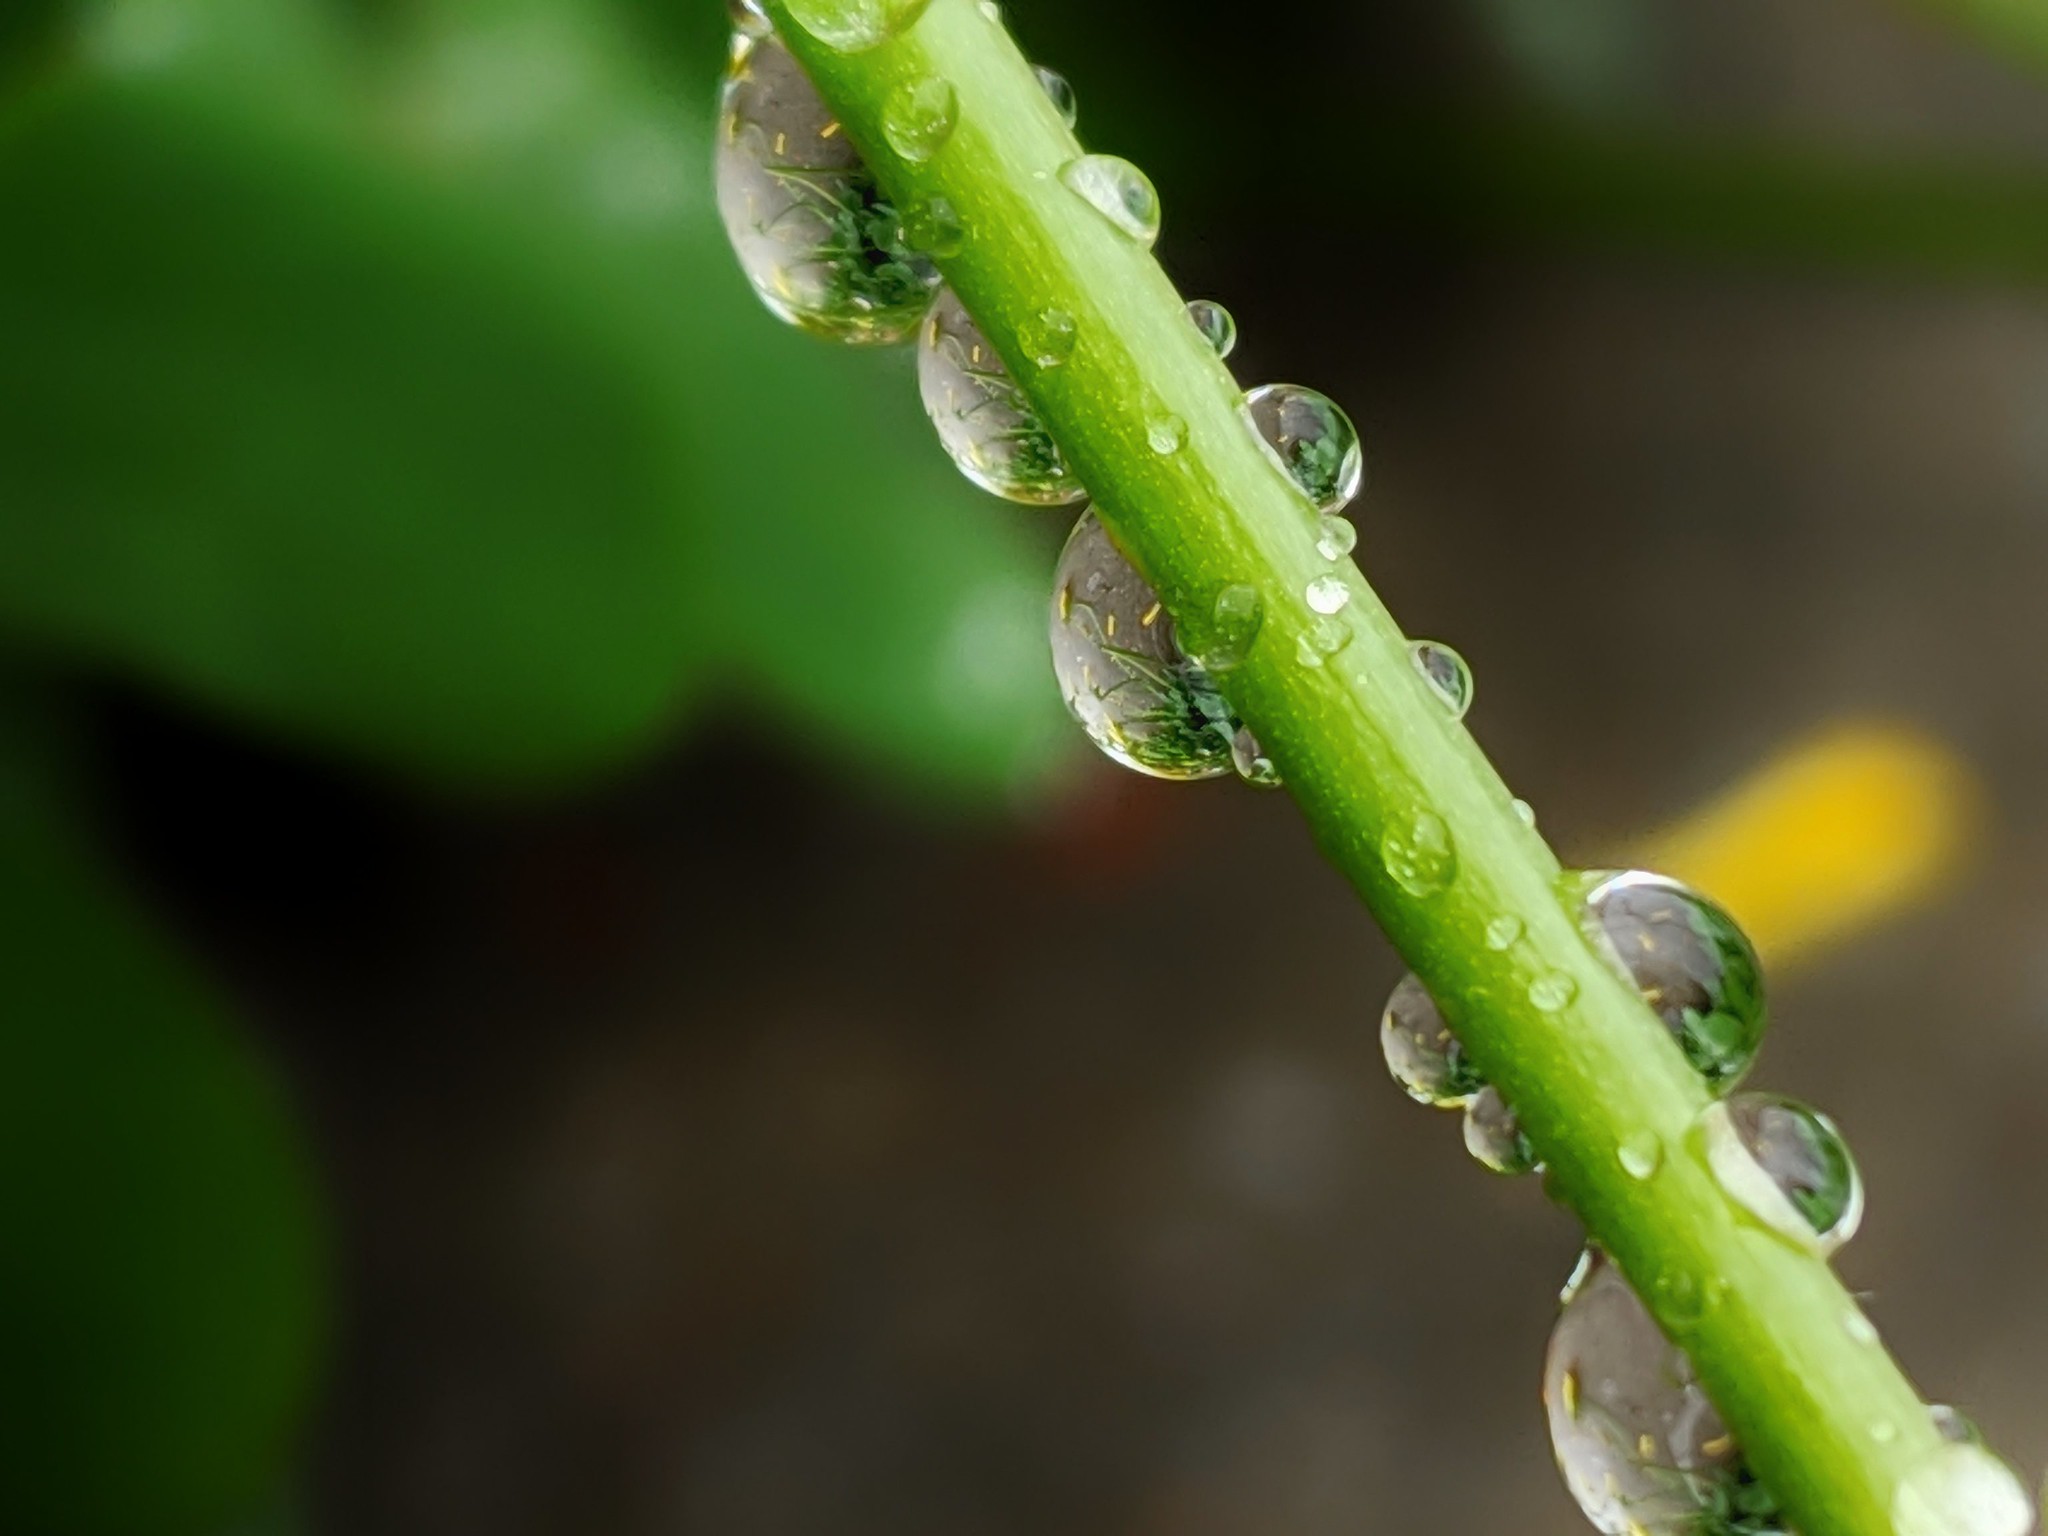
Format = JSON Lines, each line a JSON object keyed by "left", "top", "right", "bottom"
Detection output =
{"left": 1641, "top": 720, "right": 1982, "bottom": 965}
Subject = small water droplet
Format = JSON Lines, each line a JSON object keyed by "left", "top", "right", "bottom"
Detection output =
{"left": 1528, "top": 971, "right": 1578, "bottom": 1012}
{"left": 1048, "top": 508, "right": 1238, "bottom": 781}
{"left": 783, "top": 0, "right": 931, "bottom": 51}
{"left": 919, "top": 288, "right": 1081, "bottom": 503}
{"left": 1022, "top": 306, "right": 1077, "bottom": 369}
{"left": 1380, "top": 973, "right": 1484, "bottom": 1107}
{"left": 1874, "top": 1419, "right": 1901, "bottom": 1445}
{"left": 880, "top": 74, "right": 958, "bottom": 162}
{"left": 1315, "top": 515, "right": 1358, "bottom": 561}
{"left": 1651, "top": 1264, "right": 1727, "bottom": 1333}
{"left": 1294, "top": 617, "right": 1351, "bottom": 668}
{"left": 902, "top": 195, "right": 964, "bottom": 257}
{"left": 1147, "top": 414, "right": 1188, "bottom": 454}
{"left": 1190, "top": 584, "right": 1263, "bottom": 673}
{"left": 1697, "top": 1096, "right": 1860, "bottom": 1253}
{"left": 1305, "top": 574, "right": 1350, "bottom": 615}
{"left": 1059, "top": 154, "right": 1161, "bottom": 245}
{"left": 1845, "top": 1309, "right": 1880, "bottom": 1346}
{"left": 1483, "top": 913, "right": 1524, "bottom": 951}
{"left": 1185, "top": 298, "right": 1237, "bottom": 359}
{"left": 1242, "top": 383, "right": 1364, "bottom": 514}
{"left": 1512, "top": 798, "right": 1538, "bottom": 829}
{"left": 1892, "top": 1443, "right": 2034, "bottom": 1536}
{"left": 1409, "top": 640, "right": 1474, "bottom": 721}
{"left": 1381, "top": 810, "right": 1457, "bottom": 897}
{"left": 1464, "top": 1086, "right": 1538, "bottom": 1175}
{"left": 1034, "top": 65, "right": 1077, "bottom": 127}
{"left": 1618, "top": 1130, "right": 1664, "bottom": 1180}
{"left": 1230, "top": 726, "right": 1280, "bottom": 788}
{"left": 1932, "top": 1406, "right": 1983, "bottom": 1446}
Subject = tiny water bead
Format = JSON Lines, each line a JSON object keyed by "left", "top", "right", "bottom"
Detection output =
{"left": 879, "top": 74, "right": 958, "bottom": 163}
{"left": 1034, "top": 65, "right": 1078, "bottom": 127}
{"left": 1618, "top": 1130, "right": 1664, "bottom": 1180}
{"left": 1544, "top": 1251, "right": 1783, "bottom": 1536}
{"left": 1464, "top": 1086, "right": 1539, "bottom": 1175}
{"left": 1484, "top": 913, "right": 1524, "bottom": 950}
{"left": 1410, "top": 640, "right": 1474, "bottom": 721}
{"left": 1230, "top": 726, "right": 1281, "bottom": 788}
{"left": 1529, "top": 971, "right": 1579, "bottom": 1012}
{"left": 1698, "top": 1093, "right": 1863, "bottom": 1253}
{"left": 1294, "top": 617, "right": 1351, "bottom": 668}
{"left": 1314, "top": 515, "right": 1357, "bottom": 561}
{"left": 917, "top": 288, "right": 1083, "bottom": 505}
{"left": 900, "top": 195, "right": 964, "bottom": 257}
{"left": 1381, "top": 809, "right": 1457, "bottom": 898}
{"left": 1380, "top": 974, "right": 1485, "bottom": 1107}
{"left": 781, "top": 0, "right": 930, "bottom": 52}
{"left": 716, "top": 32, "right": 938, "bottom": 342}
{"left": 1147, "top": 414, "right": 1188, "bottom": 455}
{"left": 1185, "top": 298, "right": 1237, "bottom": 359}
{"left": 1305, "top": 574, "right": 1350, "bottom": 615}
{"left": 1243, "top": 383, "right": 1364, "bottom": 514}
{"left": 1187, "top": 583, "right": 1263, "bottom": 673}
{"left": 1050, "top": 508, "right": 1239, "bottom": 780}
{"left": 1580, "top": 870, "right": 1767, "bottom": 1091}
{"left": 1059, "top": 154, "right": 1162, "bottom": 246}
{"left": 1892, "top": 1442, "right": 2035, "bottom": 1536}
{"left": 1021, "top": 306, "right": 1078, "bottom": 369}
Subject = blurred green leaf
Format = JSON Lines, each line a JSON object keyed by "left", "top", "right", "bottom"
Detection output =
{"left": 0, "top": 698, "right": 327, "bottom": 1536}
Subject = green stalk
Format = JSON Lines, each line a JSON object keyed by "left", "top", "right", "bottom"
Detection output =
{"left": 763, "top": 3, "right": 1958, "bottom": 1531}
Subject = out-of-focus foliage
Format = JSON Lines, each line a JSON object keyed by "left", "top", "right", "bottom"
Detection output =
{"left": 0, "top": 686, "right": 325, "bottom": 1536}
{"left": 0, "top": 0, "right": 1065, "bottom": 797}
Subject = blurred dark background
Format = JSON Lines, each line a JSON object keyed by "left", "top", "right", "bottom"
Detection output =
{"left": 3, "top": 0, "right": 2047, "bottom": 1532}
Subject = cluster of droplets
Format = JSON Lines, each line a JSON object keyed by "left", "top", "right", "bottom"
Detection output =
{"left": 713, "top": 16, "right": 2034, "bottom": 1536}
{"left": 713, "top": 1, "right": 1475, "bottom": 793}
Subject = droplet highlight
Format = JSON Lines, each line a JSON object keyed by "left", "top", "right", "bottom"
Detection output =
{"left": 1059, "top": 154, "right": 1161, "bottom": 246}
{"left": 1305, "top": 574, "right": 1351, "bottom": 615}
{"left": 1618, "top": 1130, "right": 1664, "bottom": 1181}
{"left": 1230, "top": 726, "right": 1280, "bottom": 788}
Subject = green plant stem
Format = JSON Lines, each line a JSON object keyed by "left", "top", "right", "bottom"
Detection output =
{"left": 764, "top": 4, "right": 1959, "bottom": 1532}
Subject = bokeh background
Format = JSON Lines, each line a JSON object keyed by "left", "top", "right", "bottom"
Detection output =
{"left": 3, "top": 0, "right": 2047, "bottom": 1531}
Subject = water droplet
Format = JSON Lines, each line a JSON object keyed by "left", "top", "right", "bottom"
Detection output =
{"left": 1059, "top": 154, "right": 1161, "bottom": 245}
{"left": 1305, "top": 574, "right": 1351, "bottom": 615}
{"left": 1409, "top": 640, "right": 1474, "bottom": 721}
{"left": 1147, "top": 414, "right": 1188, "bottom": 455}
{"left": 1294, "top": 617, "right": 1351, "bottom": 668}
{"left": 1545, "top": 1252, "right": 1772, "bottom": 1536}
{"left": 1578, "top": 870, "right": 1767, "bottom": 1092}
{"left": 1484, "top": 913, "right": 1524, "bottom": 951}
{"left": 1379, "top": 974, "right": 1485, "bottom": 1107}
{"left": 1049, "top": 508, "right": 1238, "bottom": 781}
{"left": 1618, "top": 1130, "right": 1664, "bottom": 1180}
{"left": 1185, "top": 298, "right": 1237, "bottom": 359}
{"left": 1699, "top": 1094, "right": 1863, "bottom": 1253}
{"left": 1651, "top": 1264, "right": 1727, "bottom": 1334}
{"left": 1874, "top": 1419, "right": 1901, "bottom": 1445}
{"left": 1845, "top": 1309, "right": 1880, "bottom": 1346}
{"left": 1242, "top": 383, "right": 1364, "bottom": 514}
{"left": 1187, "top": 583, "right": 1263, "bottom": 673}
{"left": 1892, "top": 1443, "right": 2034, "bottom": 1536}
{"left": 1034, "top": 65, "right": 1077, "bottom": 127}
{"left": 715, "top": 33, "right": 938, "bottom": 342}
{"left": 879, "top": 74, "right": 958, "bottom": 162}
{"left": 901, "top": 195, "right": 964, "bottom": 257}
{"left": 1528, "top": 971, "right": 1579, "bottom": 1012}
{"left": 1021, "top": 306, "right": 1078, "bottom": 369}
{"left": 1230, "top": 726, "right": 1281, "bottom": 788}
{"left": 1464, "top": 1086, "right": 1538, "bottom": 1175}
{"left": 1932, "top": 1407, "right": 1983, "bottom": 1446}
{"left": 1315, "top": 515, "right": 1358, "bottom": 561}
{"left": 917, "top": 288, "right": 1082, "bottom": 504}
{"left": 977, "top": 0, "right": 1001, "bottom": 21}
{"left": 1381, "top": 810, "right": 1457, "bottom": 897}
{"left": 1512, "top": 798, "right": 1538, "bottom": 829}
{"left": 782, "top": 0, "right": 931, "bottom": 52}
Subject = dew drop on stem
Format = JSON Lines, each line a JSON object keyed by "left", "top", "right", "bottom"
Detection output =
{"left": 917, "top": 288, "right": 1082, "bottom": 504}
{"left": 1242, "top": 383, "right": 1364, "bottom": 514}
{"left": 1409, "top": 640, "right": 1474, "bottom": 721}
{"left": 1059, "top": 153, "right": 1161, "bottom": 245}
{"left": 879, "top": 74, "right": 958, "bottom": 163}
{"left": 782, "top": 0, "right": 931, "bottom": 52}
{"left": 1185, "top": 298, "right": 1237, "bottom": 358}
{"left": 1034, "top": 64, "right": 1078, "bottom": 127}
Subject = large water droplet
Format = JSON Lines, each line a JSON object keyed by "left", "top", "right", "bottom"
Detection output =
{"left": 1380, "top": 974, "right": 1485, "bottom": 1108}
{"left": 1059, "top": 154, "right": 1161, "bottom": 245}
{"left": 917, "top": 288, "right": 1082, "bottom": 505}
{"left": 1230, "top": 726, "right": 1280, "bottom": 788}
{"left": 1021, "top": 306, "right": 1078, "bottom": 369}
{"left": 1698, "top": 1093, "right": 1863, "bottom": 1253}
{"left": 1892, "top": 1443, "right": 2034, "bottom": 1536}
{"left": 1049, "top": 508, "right": 1238, "bottom": 780}
{"left": 1618, "top": 1130, "right": 1664, "bottom": 1180}
{"left": 1185, "top": 298, "right": 1237, "bottom": 359}
{"left": 715, "top": 33, "right": 938, "bottom": 342}
{"left": 1544, "top": 1251, "right": 1775, "bottom": 1536}
{"left": 1381, "top": 810, "right": 1457, "bottom": 897}
{"left": 1242, "top": 383, "right": 1364, "bottom": 514}
{"left": 1034, "top": 64, "right": 1077, "bottom": 127}
{"left": 1579, "top": 870, "right": 1767, "bottom": 1092}
{"left": 879, "top": 74, "right": 957, "bottom": 162}
{"left": 1464, "top": 1086, "right": 1538, "bottom": 1175}
{"left": 1410, "top": 640, "right": 1474, "bottom": 721}
{"left": 1147, "top": 414, "right": 1188, "bottom": 455}
{"left": 782, "top": 0, "right": 931, "bottom": 52}
{"left": 1305, "top": 574, "right": 1351, "bottom": 615}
